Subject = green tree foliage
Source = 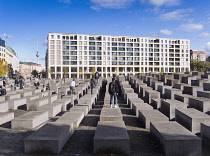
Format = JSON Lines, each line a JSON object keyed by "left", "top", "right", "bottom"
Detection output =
{"left": 0, "top": 59, "right": 9, "bottom": 77}
{"left": 31, "top": 70, "right": 38, "bottom": 77}
{"left": 190, "top": 59, "right": 210, "bottom": 72}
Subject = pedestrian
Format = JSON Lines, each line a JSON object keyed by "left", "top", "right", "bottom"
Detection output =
{"left": 69, "top": 78, "right": 76, "bottom": 95}
{"left": 19, "top": 79, "right": 24, "bottom": 89}
{"left": 108, "top": 77, "right": 119, "bottom": 108}
{"left": 3, "top": 80, "right": 6, "bottom": 87}
{"left": 0, "top": 86, "right": 6, "bottom": 96}
{"left": 46, "top": 83, "right": 51, "bottom": 90}
{"left": 90, "top": 75, "right": 96, "bottom": 94}
{"left": 95, "top": 71, "right": 99, "bottom": 85}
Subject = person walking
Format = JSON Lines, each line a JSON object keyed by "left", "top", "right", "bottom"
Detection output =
{"left": 95, "top": 71, "right": 99, "bottom": 85}
{"left": 90, "top": 76, "right": 96, "bottom": 94}
{"left": 69, "top": 78, "right": 76, "bottom": 95}
{"left": 108, "top": 77, "right": 119, "bottom": 108}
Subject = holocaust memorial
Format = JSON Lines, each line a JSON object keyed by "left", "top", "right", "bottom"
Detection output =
{"left": 1, "top": 71, "right": 210, "bottom": 155}
{"left": 0, "top": 33, "right": 209, "bottom": 155}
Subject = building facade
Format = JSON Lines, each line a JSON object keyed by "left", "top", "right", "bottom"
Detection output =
{"left": 190, "top": 50, "right": 206, "bottom": 61}
{"left": 19, "top": 62, "right": 43, "bottom": 79}
{"left": 0, "top": 38, "right": 19, "bottom": 77}
{"left": 46, "top": 33, "right": 190, "bottom": 79}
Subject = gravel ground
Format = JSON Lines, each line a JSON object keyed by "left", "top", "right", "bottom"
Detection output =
{"left": 0, "top": 93, "right": 209, "bottom": 156}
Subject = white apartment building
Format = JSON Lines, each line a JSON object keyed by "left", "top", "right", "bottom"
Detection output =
{"left": 0, "top": 38, "right": 19, "bottom": 77}
{"left": 46, "top": 33, "right": 190, "bottom": 79}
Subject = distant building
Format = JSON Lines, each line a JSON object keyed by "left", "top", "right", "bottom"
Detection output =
{"left": 46, "top": 33, "right": 190, "bottom": 79}
{"left": 19, "top": 62, "right": 43, "bottom": 78}
{"left": 206, "top": 56, "right": 210, "bottom": 62}
{"left": 0, "top": 38, "right": 19, "bottom": 77}
{"left": 190, "top": 50, "right": 206, "bottom": 61}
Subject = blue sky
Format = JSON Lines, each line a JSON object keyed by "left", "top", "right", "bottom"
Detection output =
{"left": 1, "top": 0, "right": 210, "bottom": 67}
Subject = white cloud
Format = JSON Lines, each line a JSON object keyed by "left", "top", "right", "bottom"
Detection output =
{"left": 142, "top": 0, "right": 181, "bottom": 7}
{"left": 205, "top": 42, "right": 210, "bottom": 53}
{"left": 199, "top": 32, "right": 210, "bottom": 38}
{"left": 90, "top": 0, "right": 135, "bottom": 10}
{"left": 160, "top": 29, "right": 172, "bottom": 35}
{"left": 158, "top": 9, "right": 193, "bottom": 21}
{"left": 59, "top": 0, "right": 70, "bottom": 4}
{"left": 180, "top": 23, "right": 203, "bottom": 31}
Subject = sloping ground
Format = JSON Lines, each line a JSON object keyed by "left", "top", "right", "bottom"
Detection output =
{"left": 0, "top": 93, "right": 209, "bottom": 155}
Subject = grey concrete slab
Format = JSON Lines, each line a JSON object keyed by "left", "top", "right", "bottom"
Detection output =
{"left": 173, "top": 83, "right": 190, "bottom": 91}
{"left": 157, "top": 85, "right": 172, "bottom": 98}
{"left": 37, "top": 103, "right": 62, "bottom": 117}
{"left": 100, "top": 108, "right": 123, "bottom": 121}
{"left": 188, "top": 97, "right": 210, "bottom": 114}
{"left": 0, "top": 112, "right": 14, "bottom": 125}
{"left": 94, "top": 121, "right": 130, "bottom": 155}
{"left": 24, "top": 122, "right": 74, "bottom": 153}
{"left": 0, "top": 96, "right": 5, "bottom": 103}
{"left": 201, "top": 122, "right": 210, "bottom": 146}
{"left": 151, "top": 81, "right": 163, "bottom": 91}
{"left": 11, "top": 111, "right": 48, "bottom": 129}
{"left": 183, "top": 86, "right": 203, "bottom": 97}
{"left": 164, "top": 88, "right": 182, "bottom": 99}
{"left": 174, "top": 93, "right": 193, "bottom": 105}
{"left": 69, "top": 105, "right": 89, "bottom": 116}
{"left": 132, "top": 102, "right": 153, "bottom": 116}
{"left": 175, "top": 108, "right": 210, "bottom": 134}
{"left": 151, "top": 121, "right": 201, "bottom": 156}
{"left": 197, "top": 91, "right": 210, "bottom": 99}
{"left": 8, "top": 98, "right": 27, "bottom": 110}
{"left": 150, "top": 98, "right": 161, "bottom": 109}
{"left": 160, "top": 99, "right": 187, "bottom": 120}
{"left": 56, "top": 112, "right": 84, "bottom": 128}
{"left": 144, "top": 90, "right": 160, "bottom": 104}
{"left": 0, "top": 101, "right": 9, "bottom": 112}
{"left": 138, "top": 110, "right": 168, "bottom": 129}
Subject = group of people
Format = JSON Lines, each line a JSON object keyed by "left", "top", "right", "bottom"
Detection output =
{"left": 14, "top": 78, "right": 25, "bottom": 90}
{"left": 69, "top": 71, "right": 120, "bottom": 108}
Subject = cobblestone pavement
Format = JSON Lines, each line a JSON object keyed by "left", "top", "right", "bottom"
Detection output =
{"left": 0, "top": 94, "right": 210, "bottom": 156}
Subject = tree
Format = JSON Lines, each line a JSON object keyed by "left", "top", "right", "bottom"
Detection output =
{"left": 0, "top": 59, "right": 9, "bottom": 77}
{"left": 31, "top": 70, "right": 38, "bottom": 77}
{"left": 190, "top": 59, "right": 210, "bottom": 72}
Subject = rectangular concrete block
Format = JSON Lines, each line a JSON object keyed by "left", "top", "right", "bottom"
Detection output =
{"left": 94, "top": 121, "right": 130, "bottom": 155}
{"left": 188, "top": 97, "right": 210, "bottom": 114}
{"left": 201, "top": 123, "right": 210, "bottom": 146}
{"left": 37, "top": 103, "right": 62, "bottom": 117}
{"left": 24, "top": 122, "right": 74, "bottom": 153}
{"left": 11, "top": 111, "right": 48, "bottom": 129}
{"left": 139, "top": 110, "right": 169, "bottom": 129}
{"left": 100, "top": 108, "right": 123, "bottom": 121}
{"left": 56, "top": 112, "right": 84, "bottom": 128}
{"left": 0, "top": 112, "right": 14, "bottom": 125}
{"left": 132, "top": 102, "right": 153, "bottom": 116}
{"left": 70, "top": 105, "right": 89, "bottom": 116}
{"left": 160, "top": 99, "right": 187, "bottom": 120}
{"left": 150, "top": 98, "right": 161, "bottom": 109}
{"left": 5, "top": 94, "right": 21, "bottom": 100}
{"left": 0, "top": 101, "right": 9, "bottom": 112}
{"left": 175, "top": 108, "right": 210, "bottom": 134}
{"left": 174, "top": 93, "right": 193, "bottom": 105}
{"left": 164, "top": 88, "right": 182, "bottom": 99}
{"left": 150, "top": 121, "right": 201, "bottom": 156}
{"left": 145, "top": 90, "right": 160, "bottom": 104}
{"left": 27, "top": 97, "right": 49, "bottom": 111}
{"left": 183, "top": 86, "right": 203, "bottom": 97}
{"left": 8, "top": 98, "right": 27, "bottom": 110}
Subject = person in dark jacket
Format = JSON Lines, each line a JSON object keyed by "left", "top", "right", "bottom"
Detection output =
{"left": 90, "top": 76, "right": 96, "bottom": 94}
{"left": 95, "top": 71, "right": 99, "bottom": 85}
{"left": 108, "top": 77, "right": 119, "bottom": 108}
